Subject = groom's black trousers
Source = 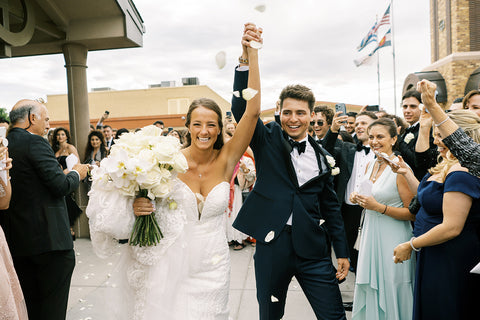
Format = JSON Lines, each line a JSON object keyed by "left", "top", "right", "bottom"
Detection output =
{"left": 254, "top": 228, "right": 346, "bottom": 320}
{"left": 13, "top": 249, "right": 75, "bottom": 320}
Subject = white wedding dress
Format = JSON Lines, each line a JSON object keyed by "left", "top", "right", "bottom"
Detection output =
{"left": 86, "top": 179, "right": 231, "bottom": 320}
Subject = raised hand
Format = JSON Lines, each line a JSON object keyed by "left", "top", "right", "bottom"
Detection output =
{"left": 331, "top": 111, "right": 349, "bottom": 133}
{"left": 416, "top": 79, "right": 437, "bottom": 111}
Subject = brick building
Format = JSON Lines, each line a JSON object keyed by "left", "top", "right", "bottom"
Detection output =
{"left": 403, "top": 0, "right": 480, "bottom": 107}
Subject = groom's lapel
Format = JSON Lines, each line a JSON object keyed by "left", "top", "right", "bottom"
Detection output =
{"left": 281, "top": 130, "right": 299, "bottom": 188}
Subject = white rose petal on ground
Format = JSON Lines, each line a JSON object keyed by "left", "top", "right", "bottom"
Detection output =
{"left": 215, "top": 51, "right": 226, "bottom": 69}
{"left": 271, "top": 295, "right": 279, "bottom": 302}
{"left": 242, "top": 88, "right": 258, "bottom": 101}
{"left": 254, "top": 4, "right": 266, "bottom": 12}
{"left": 250, "top": 40, "right": 263, "bottom": 49}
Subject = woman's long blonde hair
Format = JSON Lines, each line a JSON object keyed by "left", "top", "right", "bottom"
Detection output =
{"left": 429, "top": 110, "right": 480, "bottom": 181}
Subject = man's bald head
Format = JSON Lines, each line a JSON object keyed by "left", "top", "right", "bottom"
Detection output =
{"left": 10, "top": 99, "right": 50, "bottom": 135}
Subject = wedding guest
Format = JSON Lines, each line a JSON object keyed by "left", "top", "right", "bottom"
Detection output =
{"left": 167, "top": 129, "right": 184, "bottom": 144}
{"left": 417, "top": 80, "right": 480, "bottom": 176}
{"left": 384, "top": 113, "right": 408, "bottom": 136}
{"left": 86, "top": 23, "right": 262, "bottom": 319}
{"left": 323, "top": 111, "right": 378, "bottom": 278}
{"left": 345, "top": 112, "right": 357, "bottom": 139}
{"left": 84, "top": 130, "right": 108, "bottom": 166}
{"left": 398, "top": 89, "right": 436, "bottom": 180}
{"left": 350, "top": 118, "right": 415, "bottom": 319}
{"left": 312, "top": 105, "right": 334, "bottom": 141}
{"left": 225, "top": 134, "right": 256, "bottom": 250}
{"left": 463, "top": 89, "right": 480, "bottom": 117}
{"left": 393, "top": 109, "right": 480, "bottom": 320}
{"left": 449, "top": 97, "right": 464, "bottom": 111}
{"left": 114, "top": 128, "right": 129, "bottom": 140}
{"left": 0, "top": 146, "right": 27, "bottom": 320}
{"left": 51, "top": 127, "right": 82, "bottom": 240}
{"left": 2, "top": 99, "right": 88, "bottom": 320}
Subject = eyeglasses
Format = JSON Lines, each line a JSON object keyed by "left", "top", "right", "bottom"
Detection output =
{"left": 310, "top": 120, "right": 325, "bottom": 126}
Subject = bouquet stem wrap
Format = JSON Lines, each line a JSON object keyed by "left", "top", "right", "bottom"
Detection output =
{"left": 129, "top": 189, "right": 164, "bottom": 247}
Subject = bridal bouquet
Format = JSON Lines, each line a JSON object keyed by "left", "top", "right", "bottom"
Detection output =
{"left": 90, "top": 125, "right": 188, "bottom": 247}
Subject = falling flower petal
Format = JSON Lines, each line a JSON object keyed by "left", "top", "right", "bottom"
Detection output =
{"left": 232, "top": 91, "right": 240, "bottom": 98}
{"left": 319, "top": 219, "right": 325, "bottom": 226}
{"left": 250, "top": 40, "right": 263, "bottom": 49}
{"left": 79, "top": 299, "right": 86, "bottom": 303}
{"left": 80, "top": 307, "right": 86, "bottom": 311}
{"left": 242, "top": 88, "right": 258, "bottom": 101}
{"left": 264, "top": 230, "right": 275, "bottom": 242}
{"left": 215, "top": 51, "right": 226, "bottom": 69}
{"left": 255, "top": 4, "right": 266, "bottom": 12}
{"left": 271, "top": 295, "right": 279, "bottom": 302}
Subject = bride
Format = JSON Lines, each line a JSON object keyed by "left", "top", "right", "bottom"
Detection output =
{"left": 86, "top": 23, "right": 262, "bottom": 319}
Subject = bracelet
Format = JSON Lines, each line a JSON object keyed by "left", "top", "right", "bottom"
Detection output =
{"left": 410, "top": 237, "right": 421, "bottom": 252}
{"left": 382, "top": 205, "right": 388, "bottom": 214}
{"left": 238, "top": 56, "right": 249, "bottom": 64}
{"left": 434, "top": 116, "right": 449, "bottom": 127}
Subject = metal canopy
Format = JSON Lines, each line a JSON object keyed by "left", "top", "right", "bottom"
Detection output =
{"left": 0, "top": 0, "right": 145, "bottom": 58}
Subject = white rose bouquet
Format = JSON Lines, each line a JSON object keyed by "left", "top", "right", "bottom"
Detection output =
{"left": 90, "top": 125, "right": 188, "bottom": 247}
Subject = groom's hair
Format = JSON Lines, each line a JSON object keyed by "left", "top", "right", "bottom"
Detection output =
{"left": 279, "top": 85, "right": 316, "bottom": 112}
{"left": 184, "top": 98, "right": 224, "bottom": 150}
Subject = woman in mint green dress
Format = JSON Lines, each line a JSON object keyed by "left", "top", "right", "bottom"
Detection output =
{"left": 350, "top": 118, "right": 416, "bottom": 320}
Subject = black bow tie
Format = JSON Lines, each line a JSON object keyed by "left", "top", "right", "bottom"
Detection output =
{"left": 356, "top": 142, "right": 370, "bottom": 155}
{"left": 405, "top": 124, "right": 418, "bottom": 134}
{"left": 289, "top": 140, "right": 307, "bottom": 154}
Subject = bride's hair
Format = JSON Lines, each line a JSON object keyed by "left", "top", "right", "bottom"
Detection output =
{"left": 184, "top": 98, "right": 224, "bottom": 149}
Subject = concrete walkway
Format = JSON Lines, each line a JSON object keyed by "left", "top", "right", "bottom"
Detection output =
{"left": 67, "top": 239, "right": 354, "bottom": 320}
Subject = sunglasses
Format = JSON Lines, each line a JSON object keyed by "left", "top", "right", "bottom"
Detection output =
{"left": 310, "top": 120, "right": 325, "bottom": 126}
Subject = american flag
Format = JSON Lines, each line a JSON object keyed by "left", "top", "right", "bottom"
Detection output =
{"left": 374, "top": 4, "right": 391, "bottom": 32}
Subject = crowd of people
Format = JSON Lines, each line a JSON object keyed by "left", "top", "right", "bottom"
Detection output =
{"left": 0, "top": 22, "right": 479, "bottom": 320}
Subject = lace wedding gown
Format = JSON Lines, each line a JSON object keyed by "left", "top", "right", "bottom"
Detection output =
{"left": 86, "top": 179, "right": 231, "bottom": 320}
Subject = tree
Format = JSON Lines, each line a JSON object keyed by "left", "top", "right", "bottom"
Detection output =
{"left": 0, "top": 108, "right": 9, "bottom": 121}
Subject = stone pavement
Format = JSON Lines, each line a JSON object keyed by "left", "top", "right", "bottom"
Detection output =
{"left": 67, "top": 239, "right": 354, "bottom": 320}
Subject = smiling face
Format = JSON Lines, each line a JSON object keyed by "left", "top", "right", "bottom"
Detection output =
{"left": 433, "top": 127, "right": 449, "bottom": 158}
{"left": 368, "top": 124, "right": 397, "bottom": 155}
{"left": 402, "top": 96, "right": 421, "bottom": 126}
{"left": 346, "top": 116, "right": 356, "bottom": 134}
{"left": 90, "top": 135, "right": 102, "bottom": 149}
{"left": 188, "top": 106, "right": 221, "bottom": 150}
{"left": 465, "top": 94, "right": 480, "bottom": 117}
{"left": 56, "top": 130, "right": 67, "bottom": 143}
{"left": 355, "top": 115, "right": 375, "bottom": 144}
{"left": 280, "top": 98, "right": 313, "bottom": 141}
{"left": 312, "top": 112, "right": 330, "bottom": 139}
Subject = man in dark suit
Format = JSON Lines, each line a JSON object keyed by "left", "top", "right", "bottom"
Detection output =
{"left": 398, "top": 90, "right": 435, "bottom": 180}
{"left": 322, "top": 112, "right": 377, "bottom": 273}
{"left": 1, "top": 99, "right": 89, "bottom": 320}
{"left": 232, "top": 26, "right": 349, "bottom": 319}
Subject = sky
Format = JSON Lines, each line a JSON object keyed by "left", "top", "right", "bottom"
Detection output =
{"left": 0, "top": 0, "right": 431, "bottom": 116}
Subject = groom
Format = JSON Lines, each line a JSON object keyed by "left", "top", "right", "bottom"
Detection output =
{"left": 232, "top": 24, "right": 349, "bottom": 320}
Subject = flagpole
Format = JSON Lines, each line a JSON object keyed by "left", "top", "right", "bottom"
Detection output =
{"left": 377, "top": 51, "right": 381, "bottom": 106}
{"left": 376, "top": 14, "right": 381, "bottom": 107}
{"left": 390, "top": 0, "right": 398, "bottom": 115}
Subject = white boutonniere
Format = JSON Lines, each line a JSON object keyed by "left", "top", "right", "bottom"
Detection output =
{"left": 326, "top": 155, "right": 340, "bottom": 176}
{"left": 404, "top": 132, "right": 415, "bottom": 144}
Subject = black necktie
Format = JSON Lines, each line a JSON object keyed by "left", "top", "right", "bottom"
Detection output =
{"left": 289, "top": 140, "right": 307, "bottom": 154}
{"left": 356, "top": 142, "right": 370, "bottom": 155}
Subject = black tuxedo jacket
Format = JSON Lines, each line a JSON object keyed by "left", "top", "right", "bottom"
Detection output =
{"left": 322, "top": 130, "right": 357, "bottom": 204}
{"left": 398, "top": 124, "right": 436, "bottom": 180}
{"left": 231, "top": 69, "right": 348, "bottom": 260}
{"left": 0, "top": 128, "right": 80, "bottom": 257}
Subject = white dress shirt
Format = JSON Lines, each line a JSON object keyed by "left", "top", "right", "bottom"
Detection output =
{"left": 286, "top": 135, "right": 319, "bottom": 225}
{"left": 344, "top": 147, "right": 375, "bottom": 204}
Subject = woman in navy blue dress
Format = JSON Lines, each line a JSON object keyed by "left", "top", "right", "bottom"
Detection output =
{"left": 393, "top": 110, "right": 480, "bottom": 320}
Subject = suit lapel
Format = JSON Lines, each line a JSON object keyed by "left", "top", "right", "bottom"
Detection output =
{"left": 281, "top": 131, "right": 299, "bottom": 188}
